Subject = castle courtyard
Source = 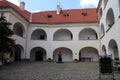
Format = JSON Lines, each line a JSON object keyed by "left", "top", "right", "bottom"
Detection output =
{"left": 0, "top": 61, "right": 120, "bottom": 80}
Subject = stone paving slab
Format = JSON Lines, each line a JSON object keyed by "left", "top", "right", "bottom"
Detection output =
{"left": 0, "top": 61, "right": 120, "bottom": 80}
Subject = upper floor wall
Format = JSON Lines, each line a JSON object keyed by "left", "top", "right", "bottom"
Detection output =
{"left": 98, "top": 0, "right": 120, "bottom": 38}
{"left": 28, "top": 23, "right": 99, "bottom": 42}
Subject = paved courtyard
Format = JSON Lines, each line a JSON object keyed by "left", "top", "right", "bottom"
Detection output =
{"left": 0, "top": 61, "right": 120, "bottom": 80}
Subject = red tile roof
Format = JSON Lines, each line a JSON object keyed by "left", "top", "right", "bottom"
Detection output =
{"left": 0, "top": 0, "right": 31, "bottom": 21}
{"left": 0, "top": 0, "right": 98, "bottom": 24}
{"left": 32, "top": 9, "right": 98, "bottom": 24}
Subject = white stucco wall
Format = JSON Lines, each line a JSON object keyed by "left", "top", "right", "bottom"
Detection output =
{"left": 99, "top": 0, "right": 120, "bottom": 59}
{"left": 2, "top": 11, "right": 29, "bottom": 60}
{"left": 0, "top": 7, "right": 101, "bottom": 62}
{"left": 26, "top": 23, "right": 100, "bottom": 61}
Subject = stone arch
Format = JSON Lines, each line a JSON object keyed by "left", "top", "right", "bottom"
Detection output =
{"left": 12, "top": 44, "right": 24, "bottom": 61}
{"left": 106, "top": 8, "right": 115, "bottom": 30}
{"left": 31, "top": 29, "right": 47, "bottom": 40}
{"left": 13, "top": 22, "right": 26, "bottom": 38}
{"left": 108, "top": 39, "right": 119, "bottom": 60}
{"left": 102, "top": 45, "right": 107, "bottom": 56}
{"left": 79, "top": 28, "right": 98, "bottom": 40}
{"left": 53, "top": 47, "right": 73, "bottom": 62}
{"left": 100, "top": 23, "right": 105, "bottom": 37}
{"left": 53, "top": 29, "right": 73, "bottom": 41}
{"left": 30, "top": 47, "right": 47, "bottom": 61}
{"left": 79, "top": 47, "right": 99, "bottom": 61}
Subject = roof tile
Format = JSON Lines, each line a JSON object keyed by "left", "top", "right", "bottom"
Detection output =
{"left": 0, "top": 1, "right": 98, "bottom": 24}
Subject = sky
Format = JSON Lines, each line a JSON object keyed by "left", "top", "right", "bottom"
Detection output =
{"left": 7, "top": 0, "right": 99, "bottom": 12}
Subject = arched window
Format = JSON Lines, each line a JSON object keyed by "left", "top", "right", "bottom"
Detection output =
{"left": 99, "top": 8, "right": 103, "bottom": 19}
{"left": 31, "top": 29, "right": 47, "bottom": 40}
{"left": 53, "top": 29, "right": 73, "bottom": 41}
{"left": 79, "top": 28, "right": 98, "bottom": 40}
{"left": 100, "top": 23, "right": 105, "bottom": 38}
{"left": 13, "top": 22, "right": 26, "bottom": 38}
{"left": 106, "top": 8, "right": 115, "bottom": 31}
{"left": 119, "top": 0, "right": 120, "bottom": 12}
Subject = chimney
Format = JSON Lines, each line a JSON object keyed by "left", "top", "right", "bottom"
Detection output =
{"left": 56, "top": 5, "right": 61, "bottom": 15}
{"left": 20, "top": 2, "right": 25, "bottom": 10}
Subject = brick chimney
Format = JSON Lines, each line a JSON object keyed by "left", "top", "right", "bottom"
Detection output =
{"left": 56, "top": 5, "right": 62, "bottom": 15}
{"left": 20, "top": 2, "right": 25, "bottom": 10}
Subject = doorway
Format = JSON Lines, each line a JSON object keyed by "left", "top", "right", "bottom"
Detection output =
{"left": 35, "top": 51, "right": 43, "bottom": 61}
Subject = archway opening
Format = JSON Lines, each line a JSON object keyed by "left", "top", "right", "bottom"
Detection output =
{"left": 13, "top": 22, "right": 26, "bottom": 38}
{"left": 79, "top": 47, "right": 99, "bottom": 61}
{"left": 53, "top": 29, "right": 73, "bottom": 41}
{"left": 13, "top": 45, "right": 24, "bottom": 61}
{"left": 31, "top": 29, "right": 47, "bottom": 40}
{"left": 79, "top": 28, "right": 98, "bottom": 40}
{"left": 108, "top": 39, "right": 119, "bottom": 60}
{"left": 30, "top": 47, "right": 46, "bottom": 61}
{"left": 53, "top": 47, "right": 73, "bottom": 62}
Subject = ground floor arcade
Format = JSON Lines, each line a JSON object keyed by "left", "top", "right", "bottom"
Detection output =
{"left": 8, "top": 39, "right": 120, "bottom": 62}
{"left": 29, "top": 46, "right": 99, "bottom": 62}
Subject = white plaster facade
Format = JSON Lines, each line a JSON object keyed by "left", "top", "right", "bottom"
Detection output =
{"left": 26, "top": 23, "right": 100, "bottom": 61}
{"left": 0, "top": 0, "right": 120, "bottom": 62}
{"left": 98, "top": 0, "right": 120, "bottom": 60}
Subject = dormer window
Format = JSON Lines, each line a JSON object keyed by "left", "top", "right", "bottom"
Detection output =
{"left": 47, "top": 14, "right": 52, "bottom": 18}
{"left": 82, "top": 11, "right": 87, "bottom": 16}
{"left": 63, "top": 13, "right": 69, "bottom": 17}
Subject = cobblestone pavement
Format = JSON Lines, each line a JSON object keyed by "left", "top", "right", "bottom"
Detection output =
{"left": 0, "top": 61, "right": 120, "bottom": 80}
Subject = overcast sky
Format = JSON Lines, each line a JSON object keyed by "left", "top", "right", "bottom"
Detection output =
{"left": 7, "top": 0, "right": 99, "bottom": 12}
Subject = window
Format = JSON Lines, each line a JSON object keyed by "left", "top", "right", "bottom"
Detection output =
{"left": 106, "top": 8, "right": 115, "bottom": 31}
{"left": 118, "top": 0, "right": 120, "bottom": 12}
{"left": 99, "top": 8, "right": 103, "bottom": 19}
{"left": 31, "top": 29, "right": 47, "bottom": 40}
{"left": 100, "top": 24, "right": 105, "bottom": 38}
{"left": 79, "top": 28, "right": 98, "bottom": 40}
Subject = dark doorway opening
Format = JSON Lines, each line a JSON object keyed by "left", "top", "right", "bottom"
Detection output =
{"left": 14, "top": 45, "right": 22, "bottom": 61}
{"left": 35, "top": 51, "right": 43, "bottom": 61}
{"left": 15, "top": 52, "right": 21, "bottom": 61}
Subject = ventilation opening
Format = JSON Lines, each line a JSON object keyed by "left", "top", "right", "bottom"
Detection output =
{"left": 63, "top": 13, "right": 69, "bottom": 17}
{"left": 82, "top": 11, "right": 87, "bottom": 16}
{"left": 47, "top": 14, "right": 52, "bottom": 18}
